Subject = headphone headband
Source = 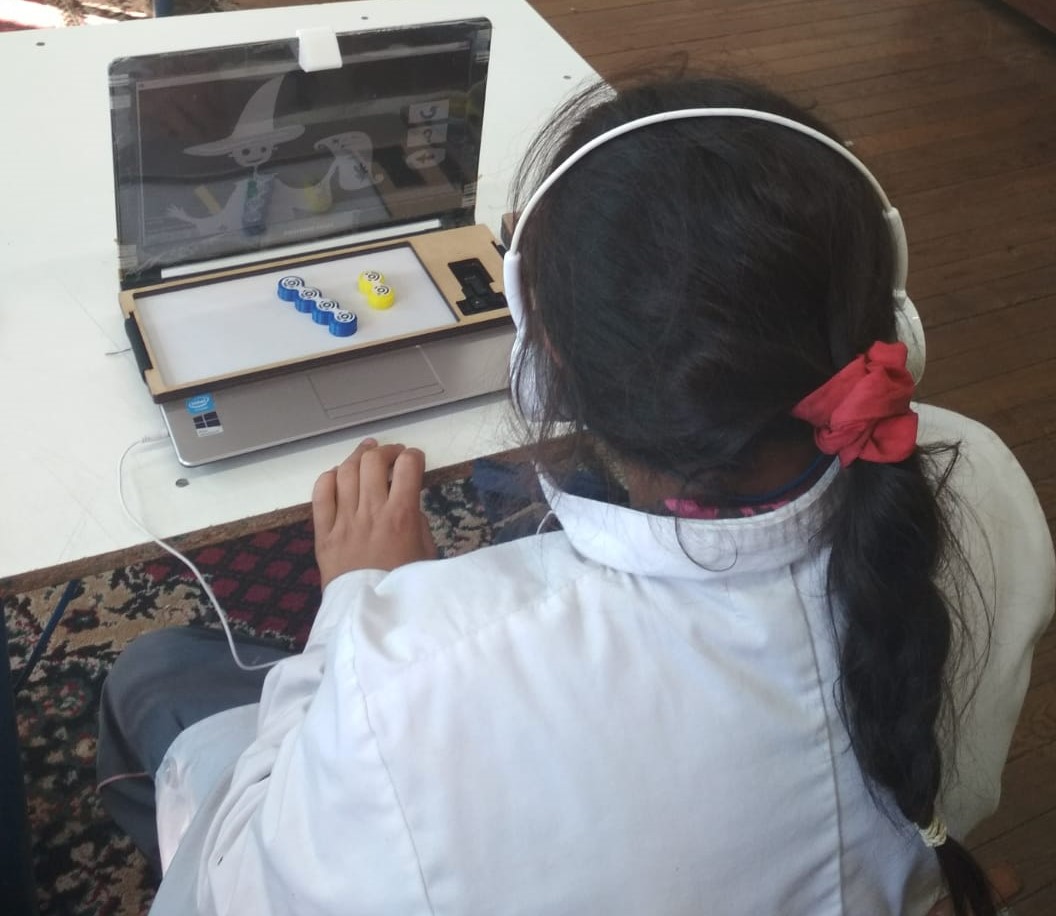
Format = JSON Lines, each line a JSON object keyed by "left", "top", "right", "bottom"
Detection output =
{"left": 505, "top": 105, "right": 924, "bottom": 403}
{"left": 509, "top": 108, "right": 906, "bottom": 293}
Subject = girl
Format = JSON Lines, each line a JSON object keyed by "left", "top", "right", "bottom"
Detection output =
{"left": 100, "top": 76, "right": 1054, "bottom": 916}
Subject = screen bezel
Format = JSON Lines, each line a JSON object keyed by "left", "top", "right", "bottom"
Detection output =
{"left": 109, "top": 18, "right": 492, "bottom": 288}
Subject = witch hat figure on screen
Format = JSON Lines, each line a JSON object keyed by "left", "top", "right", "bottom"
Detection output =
{"left": 166, "top": 76, "right": 326, "bottom": 236}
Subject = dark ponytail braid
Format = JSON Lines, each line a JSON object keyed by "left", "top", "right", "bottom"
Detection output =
{"left": 513, "top": 73, "right": 998, "bottom": 913}
{"left": 828, "top": 452, "right": 995, "bottom": 916}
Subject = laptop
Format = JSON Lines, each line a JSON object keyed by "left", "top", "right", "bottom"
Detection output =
{"left": 108, "top": 18, "right": 513, "bottom": 466}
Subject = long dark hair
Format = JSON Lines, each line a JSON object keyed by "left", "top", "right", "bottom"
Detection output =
{"left": 511, "top": 75, "right": 994, "bottom": 914}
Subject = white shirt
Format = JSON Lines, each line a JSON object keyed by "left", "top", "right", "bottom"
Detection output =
{"left": 151, "top": 405, "right": 1055, "bottom": 916}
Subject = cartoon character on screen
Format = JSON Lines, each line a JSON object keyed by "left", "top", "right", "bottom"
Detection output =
{"left": 167, "top": 76, "right": 328, "bottom": 237}
{"left": 314, "top": 132, "right": 384, "bottom": 193}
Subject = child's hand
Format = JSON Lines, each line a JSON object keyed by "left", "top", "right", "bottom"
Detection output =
{"left": 312, "top": 438, "right": 437, "bottom": 589}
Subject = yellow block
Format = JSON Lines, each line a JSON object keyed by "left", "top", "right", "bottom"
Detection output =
{"left": 367, "top": 283, "right": 395, "bottom": 310}
{"left": 357, "top": 270, "right": 385, "bottom": 294}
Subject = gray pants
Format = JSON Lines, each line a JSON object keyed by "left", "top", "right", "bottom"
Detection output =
{"left": 96, "top": 626, "right": 293, "bottom": 876}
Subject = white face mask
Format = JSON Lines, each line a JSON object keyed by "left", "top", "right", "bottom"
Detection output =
{"left": 503, "top": 108, "right": 925, "bottom": 421}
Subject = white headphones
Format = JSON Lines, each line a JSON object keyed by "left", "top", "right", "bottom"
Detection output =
{"left": 503, "top": 108, "right": 925, "bottom": 418}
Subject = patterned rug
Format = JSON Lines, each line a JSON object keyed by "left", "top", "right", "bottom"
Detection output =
{"left": 5, "top": 461, "right": 549, "bottom": 916}
{"left": 0, "top": 0, "right": 225, "bottom": 31}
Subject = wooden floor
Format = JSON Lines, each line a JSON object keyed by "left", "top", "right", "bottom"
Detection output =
{"left": 525, "top": 0, "right": 1056, "bottom": 911}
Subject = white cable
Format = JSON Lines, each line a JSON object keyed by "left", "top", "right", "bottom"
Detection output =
{"left": 118, "top": 435, "right": 281, "bottom": 672}
{"left": 535, "top": 509, "right": 556, "bottom": 536}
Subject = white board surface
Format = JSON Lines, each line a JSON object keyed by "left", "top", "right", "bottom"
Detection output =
{"left": 136, "top": 244, "right": 455, "bottom": 386}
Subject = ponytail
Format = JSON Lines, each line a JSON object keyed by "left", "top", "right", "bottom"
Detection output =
{"left": 826, "top": 448, "right": 997, "bottom": 916}
{"left": 508, "top": 71, "right": 1003, "bottom": 912}
{"left": 937, "top": 839, "right": 1000, "bottom": 916}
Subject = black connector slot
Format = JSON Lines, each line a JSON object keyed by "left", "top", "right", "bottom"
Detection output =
{"left": 124, "top": 315, "right": 153, "bottom": 380}
{"left": 449, "top": 258, "right": 507, "bottom": 315}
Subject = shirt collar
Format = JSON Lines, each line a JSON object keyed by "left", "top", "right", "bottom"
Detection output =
{"left": 539, "top": 461, "right": 840, "bottom": 580}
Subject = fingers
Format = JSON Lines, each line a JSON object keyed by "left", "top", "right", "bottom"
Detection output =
{"left": 312, "top": 438, "right": 436, "bottom": 581}
{"left": 388, "top": 448, "right": 426, "bottom": 506}
{"left": 359, "top": 444, "right": 407, "bottom": 512}
{"left": 311, "top": 468, "right": 338, "bottom": 535}
{"left": 333, "top": 437, "right": 378, "bottom": 514}
{"left": 324, "top": 439, "right": 427, "bottom": 519}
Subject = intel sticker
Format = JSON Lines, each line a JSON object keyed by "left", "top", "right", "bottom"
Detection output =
{"left": 185, "top": 393, "right": 215, "bottom": 415}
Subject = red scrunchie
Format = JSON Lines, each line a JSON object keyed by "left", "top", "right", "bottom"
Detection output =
{"left": 792, "top": 341, "right": 918, "bottom": 468}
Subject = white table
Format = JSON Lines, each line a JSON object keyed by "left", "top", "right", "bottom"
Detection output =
{"left": 0, "top": 1, "right": 596, "bottom": 582}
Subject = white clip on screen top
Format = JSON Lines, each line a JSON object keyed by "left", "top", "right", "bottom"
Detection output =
{"left": 297, "top": 27, "right": 343, "bottom": 73}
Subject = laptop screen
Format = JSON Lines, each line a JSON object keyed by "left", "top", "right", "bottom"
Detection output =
{"left": 110, "top": 18, "right": 492, "bottom": 285}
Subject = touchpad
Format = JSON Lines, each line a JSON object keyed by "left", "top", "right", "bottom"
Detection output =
{"left": 308, "top": 348, "right": 444, "bottom": 420}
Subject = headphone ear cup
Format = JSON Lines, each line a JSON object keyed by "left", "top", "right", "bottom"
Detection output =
{"left": 894, "top": 294, "right": 926, "bottom": 384}
{"left": 503, "top": 250, "right": 528, "bottom": 335}
{"left": 503, "top": 251, "right": 547, "bottom": 419}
